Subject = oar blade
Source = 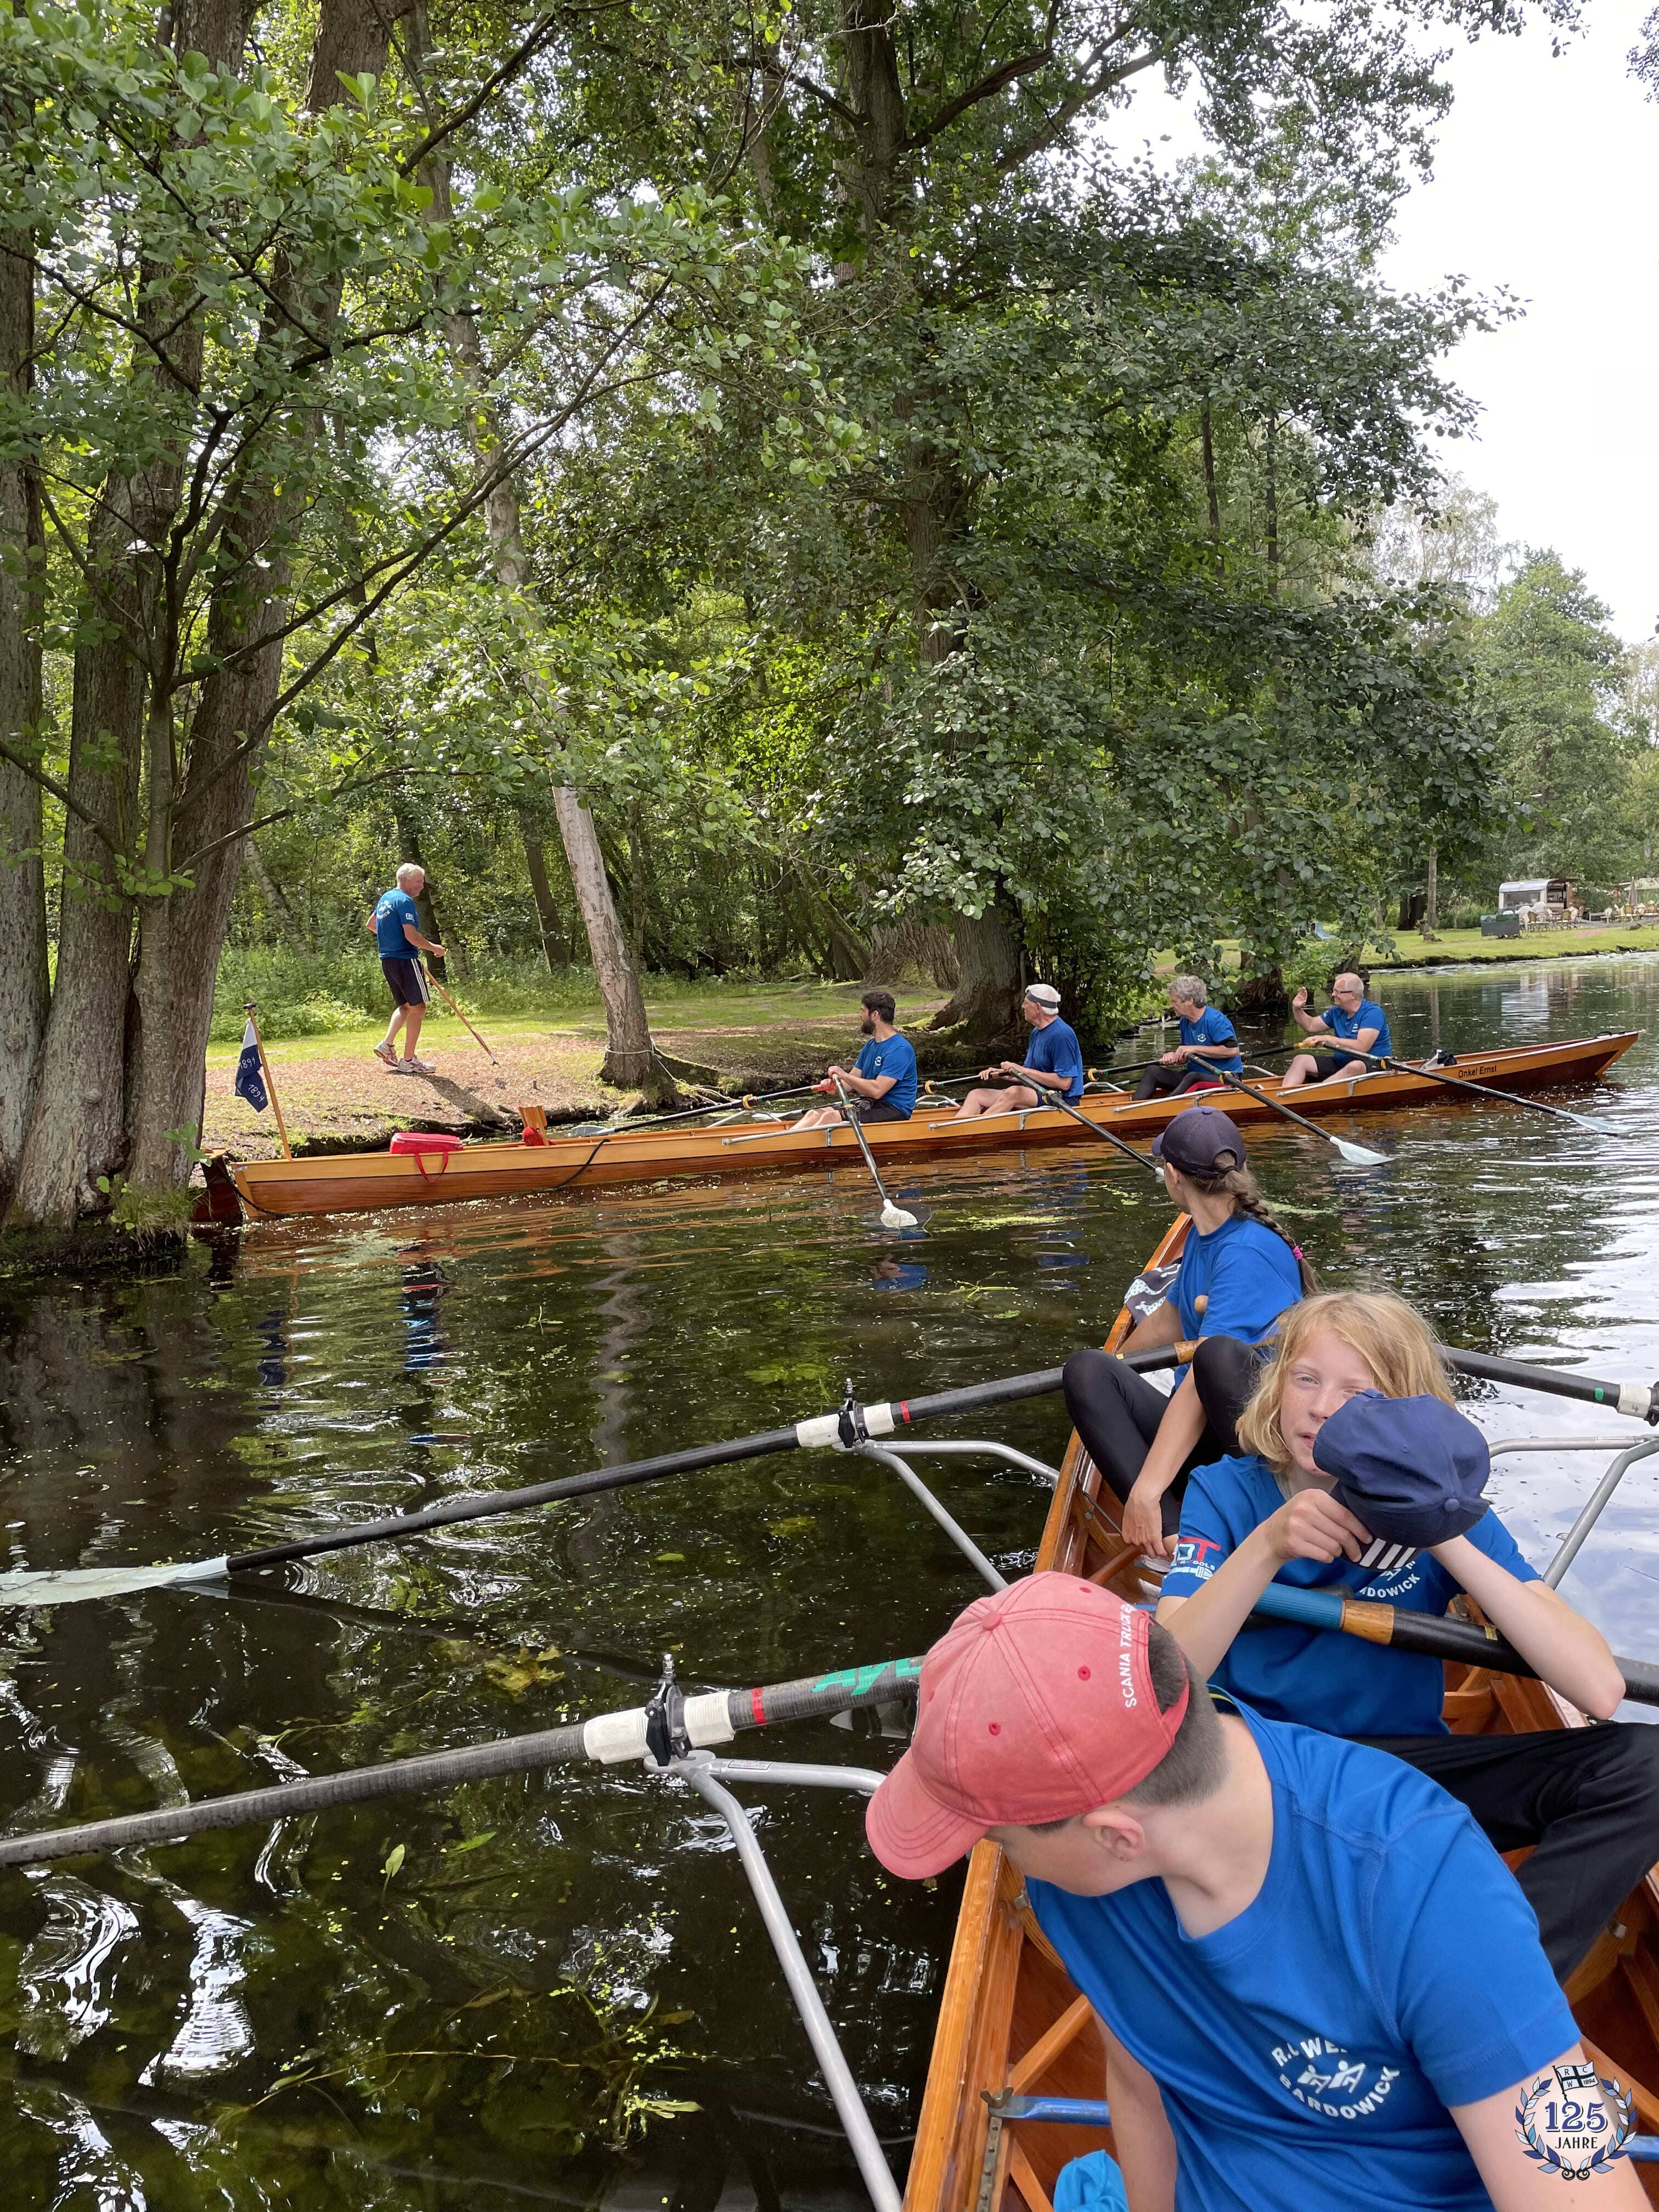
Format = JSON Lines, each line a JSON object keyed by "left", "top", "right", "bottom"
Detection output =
{"left": 881, "top": 1202, "right": 921, "bottom": 1229}
{"left": 0, "top": 1556, "right": 230, "bottom": 1609}
{"left": 1334, "top": 1137, "right": 1389, "bottom": 1167}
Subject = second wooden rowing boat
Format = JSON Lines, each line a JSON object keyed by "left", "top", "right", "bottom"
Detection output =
{"left": 902, "top": 1216, "right": 1659, "bottom": 2211}
{"left": 212, "top": 1030, "right": 1637, "bottom": 1221}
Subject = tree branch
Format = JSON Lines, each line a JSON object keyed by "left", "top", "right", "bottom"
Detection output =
{"left": 732, "top": 50, "right": 866, "bottom": 128}
{"left": 906, "top": 25, "right": 1058, "bottom": 150}
{"left": 996, "top": 44, "right": 1160, "bottom": 171}
{"left": 0, "top": 735, "right": 122, "bottom": 852}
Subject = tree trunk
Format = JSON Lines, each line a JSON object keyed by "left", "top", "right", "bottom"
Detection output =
{"left": 550, "top": 785, "right": 673, "bottom": 1099}
{"left": 929, "top": 898, "right": 1024, "bottom": 1040}
{"left": 1263, "top": 416, "right": 1279, "bottom": 596}
{"left": 0, "top": 180, "right": 48, "bottom": 1211}
{"left": 7, "top": 547, "right": 143, "bottom": 1226}
{"left": 1201, "top": 403, "right": 1223, "bottom": 567}
{"left": 1422, "top": 843, "right": 1440, "bottom": 939}
{"left": 120, "top": 0, "right": 400, "bottom": 1193}
{"left": 1232, "top": 962, "right": 1289, "bottom": 1019}
{"left": 520, "top": 812, "right": 568, "bottom": 970}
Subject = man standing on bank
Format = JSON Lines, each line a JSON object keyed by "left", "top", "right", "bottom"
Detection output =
{"left": 1134, "top": 975, "right": 1243, "bottom": 1101}
{"left": 365, "top": 862, "right": 447, "bottom": 1077}
{"left": 1281, "top": 970, "right": 1391, "bottom": 1091}
{"left": 867, "top": 1573, "right": 1644, "bottom": 2212}
{"left": 793, "top": 990, "right": 918, "bottom": 1128}
{"left": 950, "top": 983, "right": 1086, "bottom": 1121}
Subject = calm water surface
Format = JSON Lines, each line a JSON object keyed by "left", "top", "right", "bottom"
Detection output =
{"left": 2, "top": 956, "right": 1657, "bottom": 2208}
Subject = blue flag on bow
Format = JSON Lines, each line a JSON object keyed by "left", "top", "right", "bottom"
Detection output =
{"left": 234, "top": 1019, "right": 268, "bottom": 1113}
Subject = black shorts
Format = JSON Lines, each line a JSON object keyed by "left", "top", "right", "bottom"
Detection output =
{"left": 854, "top": 1098, "right": 907, "bottom": 1124}
{"left": 1308, "top": 1051, "right": 1359, "bottom": 1081}
{"left": 382, "top": 955, "right": 429, "bottom": 1007}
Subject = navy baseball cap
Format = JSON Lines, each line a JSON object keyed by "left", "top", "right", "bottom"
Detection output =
{"left": 1312, "top": 1390, "right": 1491, "bottom": 1549}
{"left": 1152, "top": 1104, "right": 1246, "bottom": 1176}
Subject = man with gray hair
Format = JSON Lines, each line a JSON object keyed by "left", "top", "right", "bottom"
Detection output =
{"left": 364, "top": 862, "right": 447, "bottom": 1076}
{"left": 1133, "top": 975, "right": 1242, "bottom": 1099}
{"left": 950, "top": 982, "right": 1085, "bottom": 1120}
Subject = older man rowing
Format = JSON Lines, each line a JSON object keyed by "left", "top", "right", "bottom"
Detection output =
{"left": 1281, "top": 970, "right": 1392, "bottom": 1091}
{"left": 950, "top": 983, "right": 1085, "bottom": 1121}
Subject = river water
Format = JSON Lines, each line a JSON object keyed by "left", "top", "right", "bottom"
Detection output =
{"left": 1, "top": 955, "right": 1656, "bottom": 2209}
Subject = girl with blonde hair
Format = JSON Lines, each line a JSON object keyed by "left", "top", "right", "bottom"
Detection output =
{"left": 1157, "top": 1287, "right": 1659, "bottom": 1979}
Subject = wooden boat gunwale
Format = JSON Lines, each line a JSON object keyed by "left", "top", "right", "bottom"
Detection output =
{"left": 222, "top": 1030, "right": 1639, "bottom": 1221}
{"left": 902, "top": 1212, "right": 1659, "bottom": 2211}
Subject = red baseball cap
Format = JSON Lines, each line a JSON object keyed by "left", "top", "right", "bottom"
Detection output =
{"left": 866, "top": 1574, "right": 1188, "bottom": 1880}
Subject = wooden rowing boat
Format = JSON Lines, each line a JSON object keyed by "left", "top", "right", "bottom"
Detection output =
{"left": 212, "top": 1031, "right": 1637, "bottom": 1222}
{"left": 904, "top": 1213, "right": 1659, "bottom": 2211}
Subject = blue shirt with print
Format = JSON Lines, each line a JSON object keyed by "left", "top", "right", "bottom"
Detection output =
{"left": 1024, "top": 1014, "right": 1085, "bottom": 1102}
{"left": 1029, "top": 1703, "right": 1574, "bottom": 2212}
{"left": 374, "top": 889, "right": 421, "bottom": 959}
{"left": 855, "top": 1031, "right": 917, "bottom": 1117}
{"left": 1168, "top": 1215, "right": 1302, "bottom": 1389}
{"left": 1164, "top": 1452, "right": 1539, "bottom": 1736}
{"left": 1178, "top": 1005, "right": 1242, "bottom": 1075}
{"left": 1323, "top": 998, "right": 1392, "bottom": 1060}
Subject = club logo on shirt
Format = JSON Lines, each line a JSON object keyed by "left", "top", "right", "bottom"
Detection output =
{"left": 1170, "top": 1536, "right": 1221, "bottom": 1585}
{"left": 1268, "top": 2034, "right": 1399, "bottom": 2119}
{"left": 1514, "top": 2063, "right": 1633, "bottom": 2180}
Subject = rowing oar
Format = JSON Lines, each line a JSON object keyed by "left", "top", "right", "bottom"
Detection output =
{"left": 425, "top": 969, "right": 500, "bottom": 1066}
{"left": 832, "top": 1076, "right": 919, "bottom": 1228}
{"left": 1248, "top": 1582, "right": 1659, "bottom": 1706}
{"left": 0, "top": 1652, "right": 926, "bottom": 1867}
{"left": 1305, "top": 1045, "right": 1626, "bottom": 1137}
{"left": 0, "top": 1350, "right": 1180, "bottom": 1609}
{"left": 1218, "top": 1070, "right": 1388, "bottom": 1166}
{"left": 1041, "top": 1087, "right": 1163, "bottom": 1176}
{"left": 605, "top": 1081, "right": 828, "bottom": 1133}
{"left": 1085, "top": 1045, "right": 1301, "bottom": 1087}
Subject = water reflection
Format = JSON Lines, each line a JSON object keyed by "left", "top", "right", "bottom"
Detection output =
{"left": 0, "top": 951, "right": 1654, "bottom": 2205}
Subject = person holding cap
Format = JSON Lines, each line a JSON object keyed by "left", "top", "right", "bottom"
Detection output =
{"left": 949, "top": 983, "right": 1086, "bottom": 1121}
{"left": 866, "top": 1573, "right": 1634, "bottom": 2211}
{"left": 1159, "top": 1289, "right": 1659, "bottom": 1979}
{"left": 1064, "top": 1104, "right": 1314, "bottom": 1555}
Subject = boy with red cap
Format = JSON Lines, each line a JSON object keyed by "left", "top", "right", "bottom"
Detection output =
{"left": 867, "top": 1574, "right": 1641, "bottom": 2211}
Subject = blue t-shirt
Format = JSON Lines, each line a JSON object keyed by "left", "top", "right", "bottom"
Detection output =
{"left": 1168, "top": 1214, "right": 1302, "bottom": 1387}
{"left": 374, "top": 889, "right": 421, "bottom": 959}
{"left": 1164, "top": 1453, "right": 1540, "bottom": 1736}
{"left": 1323, "top": 999, "right": 1392, "bottom": 1060}
{"left": 1178, "top": 1006, "right": 1242, "bottom": 1075}
{"left": 855, "top": 1031, "right": 917, "bottom": 1117}
{"left": 1024, "top": 1014, "right": 1085, "bottom": 1102}
{"left": 1028, "top": 1703, "right": 1574, "bottom": 2212}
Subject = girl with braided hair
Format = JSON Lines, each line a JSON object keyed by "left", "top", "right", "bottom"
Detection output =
{"left": 1063, "top": 1103, "right": 1313, "bottom": 1556}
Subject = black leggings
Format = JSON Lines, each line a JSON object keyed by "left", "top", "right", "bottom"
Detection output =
{"left": 1133, "top": 1061, "right": 1226, "bottom": 1102}
{"left": 1062, "top": 1337, "right": 1263, "bottom": 1533}
{"left": 1355, "top": 1724, "right": 1659, "bottom": 1981}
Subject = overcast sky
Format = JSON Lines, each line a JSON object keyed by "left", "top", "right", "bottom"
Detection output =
{"left": 1112, "top": 0, "right": 1659, "bottom": 641}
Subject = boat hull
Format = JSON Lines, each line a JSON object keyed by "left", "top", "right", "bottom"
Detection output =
{"left": 904, "top": 1213, "right": 1659, "bottom": 2209}
{"left": 225, "top": 1031, "right": 1637, "bottom": 1221}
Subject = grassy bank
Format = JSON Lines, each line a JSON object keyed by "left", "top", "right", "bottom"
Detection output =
{"left": 203, "top": 979, "right": 957, "bottom": 1159}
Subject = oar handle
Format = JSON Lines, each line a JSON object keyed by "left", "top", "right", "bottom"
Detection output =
{"left": 1247, "top": 1582, "right": 1659, "bottom": 1706}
